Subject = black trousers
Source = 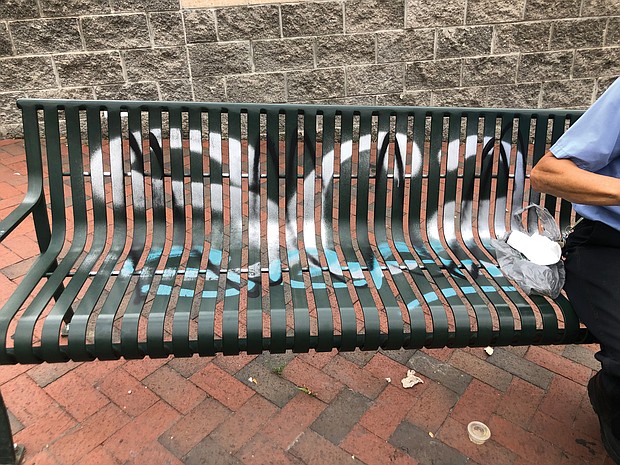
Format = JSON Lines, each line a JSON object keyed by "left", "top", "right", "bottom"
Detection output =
{"left": 564, "top": 219, "right": 620, "bottom": 393}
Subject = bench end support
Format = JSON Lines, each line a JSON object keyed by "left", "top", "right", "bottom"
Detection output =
{"left": 0, "top": 391, "right": 23, "bottom": 465}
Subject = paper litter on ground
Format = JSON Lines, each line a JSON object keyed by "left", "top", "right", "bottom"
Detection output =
{"left": 401, "top": 369, "right": 424, "bottom": 388}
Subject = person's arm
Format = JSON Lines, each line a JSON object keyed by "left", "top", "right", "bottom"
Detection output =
{"left": 530, "top": 151, "right": 620, "bottom": 206}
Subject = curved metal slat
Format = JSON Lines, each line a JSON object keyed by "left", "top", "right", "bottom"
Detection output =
{"left": 401, "top": 110, "right": 454, "bottom": 349}
{"left": 492, "top": 115, "right": 512, "bottom": 238}
{"left": 264, "top": 110, "right": 287, "bottom": 353}
{"left": 321, "top": 109, "right": 380, "bottom": 348}
{"left": 521, "top": 113, "right": 565, "bottom": 343}
{"left": 495, "top": 117, "right": 558, "bottom": 342}
{"left": 548, "top": 294, "right": 584, "bottom": 343}
{"left": 385, "top": 111, "right": 429, "bottom": 349}
{"left": 95, "top": 108, "right": 149, "bottom": 360}
{"left": 369, "top": 111, "right": 405, "bottom": 350}
{"left": 330, "top": 111, "right": 366, "bottom": 350}
{"left": 476, "top": 113, "right": 563, "bottom": 345}
{"left": 222, "top": 109, "right": 243, "bottom": 355}
{"left": 120, "top": 109, "right": 167, "bottom": 359}
{"left": 441, "top": 113, "right": 539, "bottom": 347}
{"left": 531, "top": 115, "right": 570, "bottom": 344}
{"left": 444, "top": 113, "right": 494, "bottom": 346}
{"left": 46, "top": 107, "right": 109, "bottom": 360}
{"left": 283, "top": 109, "right": 311, "bottom": 353}
{"left": 245, "top": 109, "right": 264, "bottom": 354}
{"left": 458, "top": 113, "right": 513, "bottom": 346}
{"left": 295, "top": 113, "right": 340, "bottom": 351}
{"left": 432, "top": 112, "right": 481, "bottom": 347}
{"left": 538, "top": 114, "right": 584, "bottom": 342}
{"left": 344, "top": 111, "right": 381, "bottom": 350}
{"left": 12, "top": 107, "right": 73, "bottom": 363}
{"left": 197, "top": 109, "right": 224, "bottom": 356}
{"left": 477, "top": 114, "right": 536, "bottom": 344}
{"left": 31, "top": 106, "right": 91, "bottom": 362}
{"left": 147, "top": 109, "right": 187, "bottom": 357}
{"left": 421, "top": 111, "right": 470, "bottom": 348}
{"left": 67, "top": 109, "right": 129, "bottom": 361}
{"left": 172, "top": 108, "right": 206, "bottom": 356}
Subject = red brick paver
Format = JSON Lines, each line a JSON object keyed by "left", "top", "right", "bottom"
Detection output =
{"left": 190, "top": 363, "right": 255, "bottom": 411}
{"left": 0, "top": 139, "right": 612, "bottom": 464}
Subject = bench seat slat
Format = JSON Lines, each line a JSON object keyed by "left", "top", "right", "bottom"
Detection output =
{"left": 384, "top": 112, "right": 429, "bottom": 349}
{"left": 67, "top": 109, "right": 127, "bottom": 362}
{"left": 302, "top": 112, "right": 336, "bottom": 353}
{"left": 405, "top": 112, "right": 466, "bottom": 348}
{"left": 47, "top": 107, "right": 108, "bottom": 361}
{"left": 222, "top": 109, "right": 244, "bottom": 355}
{"left": 197, "top": 109, "right": 225, "bottom": 357}
{"left": 14, "top": 108, "right": 80, "bottom": 363}
{"left": 36, "top": 107, "right": 90, "bottom": 362}
{"left": 330, "top": 110, "right": 382, "bottom": 351}
{"left": 147, "top": 109, "right": 187, "bottom": 358}
{"left": 7, "top": 109, "right": 67, "bottom": 364}
{"left": 264, "top": 110, "right": 288, "bottom": 354}
{"left": 172, "top": 108, "right": 205, "bottom": 357}
{"left": 283, "top": 108, "right": 312, "bottom": 354}
{"left": 318, "top": 110, "right": 359, "bottom": 352}
{"left": 245, "top": 109, "right": 265, "bottom": 355}
{"left": 334, "top": 111, "right": 378, "bottom": 350}
{"left": 369, "top": 112, "right": 405, "bottom": 351}
{"left": 121, "top": 109, "right": 168, "bottom": 359}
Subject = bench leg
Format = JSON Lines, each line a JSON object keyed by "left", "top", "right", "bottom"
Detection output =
{"left": 0, "top": 391, "right": 23, "bottom": 465}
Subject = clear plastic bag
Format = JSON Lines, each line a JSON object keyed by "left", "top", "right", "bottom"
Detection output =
{"left": 491, "top": 205, "right": 565, "bottom": 299}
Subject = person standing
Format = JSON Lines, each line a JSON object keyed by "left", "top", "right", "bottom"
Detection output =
{"left": 530, "top": 77, "right": 620, "bottom": 464}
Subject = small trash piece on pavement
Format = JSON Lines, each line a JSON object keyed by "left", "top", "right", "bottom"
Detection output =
{"left": 467, "top": 421, "right": 491, "bottom": 444}
{"left": 401, "top": 369, "right": 424, "bottom": 388}
{"left": 428, "top": 432, "right": 435, "bottom": 438}
{"left": 248, "top": 377, "right": 258, "bottom": 384}
{"left": 385, "top": 377, "right": 391, "bottom": 383}
{"left": 296, "top": 386, "right": 314, "bottom": 395}
{"left": 484, "top": 346, "right": 494, "bottom": 356}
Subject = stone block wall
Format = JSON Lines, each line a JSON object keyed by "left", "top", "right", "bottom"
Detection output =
{"left": 0, "top": 0, "right": 619, "bottom": 136}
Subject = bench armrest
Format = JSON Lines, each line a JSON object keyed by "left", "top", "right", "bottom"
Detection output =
{"left": 0, "top": 194, "right": 39, "bottom": 243}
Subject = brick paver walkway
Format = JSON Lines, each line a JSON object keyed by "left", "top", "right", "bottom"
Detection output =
{"left": 0, "top": 139, "right": 615, "bottom": 465}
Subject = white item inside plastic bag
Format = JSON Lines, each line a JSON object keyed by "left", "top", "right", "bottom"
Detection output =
{"left": 491, "top": 205, "right": 565, "bottom": 299}
{"left": 506, "top": 230, "right": 562, "bottom": 266}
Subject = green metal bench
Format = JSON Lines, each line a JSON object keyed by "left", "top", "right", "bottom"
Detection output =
{"left": 0, "top": 99, "right": 592, "bottom": 463}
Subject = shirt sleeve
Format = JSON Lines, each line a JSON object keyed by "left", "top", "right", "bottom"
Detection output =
{"left": 550, "top": 77, "right": 620, "bottom": 173}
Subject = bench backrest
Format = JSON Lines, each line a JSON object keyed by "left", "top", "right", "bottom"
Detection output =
{"left": 6, "top": 100, "right": 586, "bottom": 360}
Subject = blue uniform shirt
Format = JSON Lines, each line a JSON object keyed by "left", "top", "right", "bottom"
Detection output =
{"left": 550, "top": 77, "right": 620, "bottom": 231}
